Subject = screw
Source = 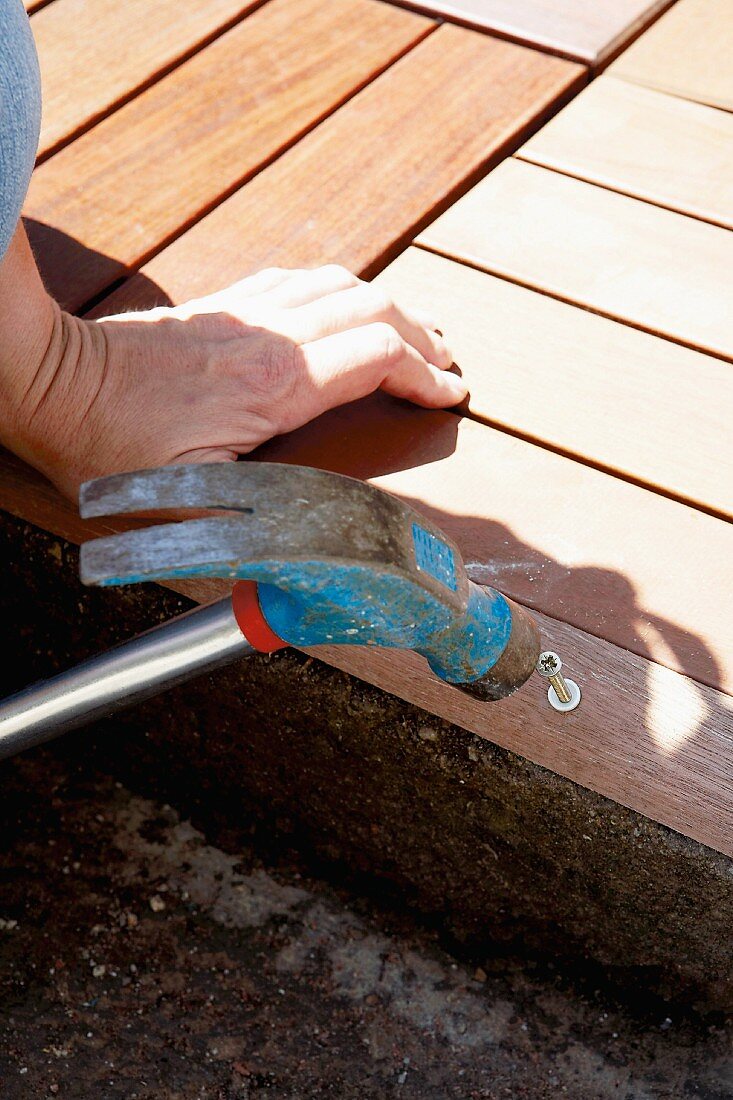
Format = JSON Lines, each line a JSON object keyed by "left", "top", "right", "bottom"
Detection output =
{"left": 536, "top": 651, "right": 581, "bottom": 712}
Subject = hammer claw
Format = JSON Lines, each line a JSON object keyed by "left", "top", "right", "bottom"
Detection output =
{"left": 80, "top": 463, "right": 268, "bottom": 519}
{"left": 80, "top": 516, "right": 256, "bottom": 587}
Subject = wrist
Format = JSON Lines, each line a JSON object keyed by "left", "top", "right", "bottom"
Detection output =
{"left": 0, "top": 223, "right": 107, "bottom": 494}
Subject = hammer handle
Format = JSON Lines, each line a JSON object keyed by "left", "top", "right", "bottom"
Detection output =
{"left": 0, "top": 596, "right": 256, "bottom": 760}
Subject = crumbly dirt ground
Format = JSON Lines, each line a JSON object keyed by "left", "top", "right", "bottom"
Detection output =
{"left": 0, "top": 749, "right": 731, "bottom": 1100}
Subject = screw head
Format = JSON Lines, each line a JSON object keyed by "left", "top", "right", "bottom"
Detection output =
{"left": 536, "top": 651, "right": 562, "bottom": 677}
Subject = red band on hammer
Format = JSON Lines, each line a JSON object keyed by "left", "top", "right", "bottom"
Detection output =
{"left": 231, "top": 580, "right": 288, "bottom": 654}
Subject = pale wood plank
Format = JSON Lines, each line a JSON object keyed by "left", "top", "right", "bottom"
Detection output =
{"left": 610, "top": 0, "right": 733, "bottom": 112}
{"left": 84, "top": 26, "right": 584, "bottom": 318}
{"left": 386, "top": 0, "right": 670, "bottom": 64}
{"left": 24, "top": 0, "right": 433, "bottom": 311}
{"left": 519, "top": 75, "right": 733, "bottom": 229}
{"left": 0, "top": 448, "right": 730, "bottom": 858}
{"left": 32, "top": 0, "right": 256, "bottom": 159}
{"left": 256, "top": 405, "right": 733, "bottom": 696}
{"left": 375, "top": 248, "right": 733, "bottom": 517}
{"left": 417, "top": 158, "right": 733, "bottom": 360}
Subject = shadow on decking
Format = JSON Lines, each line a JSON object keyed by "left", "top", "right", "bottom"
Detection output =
{"left": 23, "top": 216, "right": 175, "bottom": 315}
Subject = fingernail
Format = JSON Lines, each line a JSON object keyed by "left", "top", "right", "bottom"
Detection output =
{"left": 435, "top": 328, "right": 443, "bottom": 337}
{"left": 444, "top": 374, "right": 468, "bottom": 403}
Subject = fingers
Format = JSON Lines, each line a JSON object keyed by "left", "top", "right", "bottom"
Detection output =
{"left": 187, "top": 268, "right": 302, "bottom": 318}
{"left": 260, "top": 264, "right": 360, "bottom": 308}
{"left": 275, "top": 283, "right": 453, "bottom": 369}
{"left": 289, "top": 322, "right": 467, "bottom": 428}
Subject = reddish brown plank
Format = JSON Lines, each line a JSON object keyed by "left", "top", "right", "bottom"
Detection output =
{"left": 384, "top": 0, "right": 670, "bottom": 64}
{"left": 32, "top": 0, "right": 258, "bottom": 160}
{"left": 93, "top": 25, "right": 584, "bottom": 317}
{"left": 24, "top": 0, "right": 433, "bottom": 311}
{"left": 0, "top": 447, "right": 731, "bottom": 858}
{"left": 376, "top": 248, "right": 733, "bottom": 518}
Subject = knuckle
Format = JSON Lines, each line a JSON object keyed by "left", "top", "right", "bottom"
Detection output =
{"left": 321, "top": 263, "right": 358, "bottom": 286}
{"left": 362, "top": 284, "right": 392, "bottom": 317}
{"left": 371, "top": 322, "right": 405, "bottom": 366}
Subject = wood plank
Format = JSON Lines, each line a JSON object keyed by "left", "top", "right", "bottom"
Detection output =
{"left": 92, "top": 27, "right": 584, "bottom": 317}
{"left": 254, "top": 403, "right": 733, "bottom": 695}
{"left": 519, "top": 75, "right": 733, "bottom": 229}
{"left": 610, "top": 0, "right": 733, "bottom": 112}
{"left": 417, "top": 158, "right": 733, "bottom": 361}
{"left": 32, "top": 0, "right": 257, "bottom": 160}
{"left": 23, "top": 0, "right": 433, "bottom": 312}
{"left": 383, "top": 0, "right": 670, "bottom": 64}
{"left": 375, "top": 248, "right": 733, "bottom": 517}
{"left": 0, "top": 448, "right": 731, "bottom": 858}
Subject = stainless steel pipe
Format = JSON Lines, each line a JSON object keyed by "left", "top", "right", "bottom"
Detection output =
{"left": 0, "top": 598, "right": 255, "bottom": 759}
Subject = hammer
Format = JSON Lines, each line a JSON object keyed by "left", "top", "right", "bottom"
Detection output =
{"left": 0, "top": 463, "right": 579, "bottom": 759}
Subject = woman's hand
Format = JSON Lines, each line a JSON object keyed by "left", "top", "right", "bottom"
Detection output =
{"left": 2, "top": 232, "right": 466, "bottom": 498}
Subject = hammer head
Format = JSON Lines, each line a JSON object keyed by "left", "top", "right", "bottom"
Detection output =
{"left": 80, "top": 463, "right": 540, "bottom": 700}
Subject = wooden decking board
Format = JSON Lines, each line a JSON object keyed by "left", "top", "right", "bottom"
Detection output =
{"left": 0, "top": 448, "right": 730, "bottom": 858}
{"left": 23, "top": 0, "right": 434, "bottom": 313}
{"left": 86, "top": 26, "right": 584, "bottom": 319}
{"left": 375, "top": 248, "right": 733, "bottom": 518}
{"left": 519, "top": 75, "right": 733, "bottom": 229}
{"left": 417, "top": 158, "right": 733, "bottom": 362}
{"left": 254, "top": 403, "right": 733, "bottom": 695}
{"left": 381, "top": 0, "right": 670, "bottom": 64}
{"left": 32, "top": 0, "right": 260, "bottom": 160}
{"left": 610, "top": 0, "right": 733, "bottom": 112}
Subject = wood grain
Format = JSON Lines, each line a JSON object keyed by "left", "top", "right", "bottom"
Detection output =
{"left": 610, "top": 0, "right": 733, "bottom": 111}
{"left": 519, "top": 75, "right": 733, "bottom": 229}
{"left": 24, "top": 0, "right": 433, "bottom": 312}
{"left": 255, "top": 404, "right": 733, "bottom": 696}
{"left": 383, "top": 0, "right": 670, "bottom": 64}
{"left": 417, "top": 158, "right": 733, "bottom": 361}
{"left": 374, "top": 248, "right": 733, "bottom": 517}
{"left": 32, "top": 0, "right": 256, "bottom": 159}
{"left": 89, "top": 26, "right": 584, "bottom": 318}
{"left": 0, "top": 447, "right": 730, "bottom": 858}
